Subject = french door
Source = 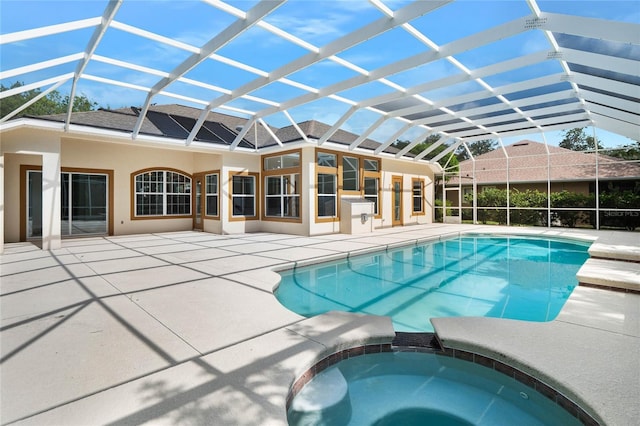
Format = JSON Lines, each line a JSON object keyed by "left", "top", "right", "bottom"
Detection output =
{"left": 193, "top": 174, "right": 204, "bottom": 230}
{"left": 392, "top": 175, "right": 403, "bottom": 227}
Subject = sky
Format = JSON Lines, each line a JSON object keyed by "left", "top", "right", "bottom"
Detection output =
{"left": 1, "top": 0, "right": 638, "bottom": 149}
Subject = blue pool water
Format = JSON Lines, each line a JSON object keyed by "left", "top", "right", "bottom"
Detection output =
{"left": 275, "top": 235, "right": 590, "bottom": 332}
{"left": 287, "top": 352, "right": 581, "bottom": 426}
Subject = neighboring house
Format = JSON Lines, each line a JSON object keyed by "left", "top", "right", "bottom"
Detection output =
{"left": 1, "top": 104, "right": 438, "bottom": 250}
{"left": 442, "top": 140, "right": 640, "bottom": 229}
{"left": 446, "top": 140, "right": 640, "bottom": 197}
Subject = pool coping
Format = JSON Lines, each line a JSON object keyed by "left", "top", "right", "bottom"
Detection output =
{"left": 285, "top": 341, "right": 599, "bottom": 426}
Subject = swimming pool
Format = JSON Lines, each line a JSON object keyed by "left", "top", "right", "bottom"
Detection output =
{"left": 287, "top": 351, "right": 582, "bottom": 426}
{"left": 275, "top": 235, "right": 590, "bottom": 332}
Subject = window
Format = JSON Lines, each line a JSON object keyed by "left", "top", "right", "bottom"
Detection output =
{"left": 317, "top": 152, "right": 336, "bottom": 167}
{"left": 264, "top": 152, "right": 300, "bottom": 170}
{"left": 231, "top": 174, "right": 256, "bottom": 217}
{"left": 263, "top": 150, "right": 302, "bottom": 221}
{"left": 205, "top": 173, "right": 218, "bottom": 216}
{"left": 362, "top": 159, "right": 381, "bottom": 218}
{"left": 342, "top": 156, "right": 359, "bottom": 191}
{"left": 412, "top": 178, "right": 424, "bottom": 214}
{"left": 364, "top": 177, "right": 379, "bottom": 215}
{"left": 134, "top": 169, "right": 191, "bottom": 217}
{"left": 266, "top": 174, "right": 300, "bottom": 218}
{"left": 364, "top": 159, "right": 379, "bottom": 172}
{"left": 317, "top": 150, "right": 338, "bottom": 219}
{"left": 317, "top": 173, "right": 337, "bottom": 217}
{"left": 316, "top": 149, "right": 381, "bottom": 221}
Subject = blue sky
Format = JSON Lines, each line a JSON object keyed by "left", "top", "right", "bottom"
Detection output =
{"left": 1, "top": 0, "right": 638, "bottom": 148}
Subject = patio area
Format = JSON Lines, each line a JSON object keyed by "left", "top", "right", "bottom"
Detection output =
{"left": 1, "top": 224, "right": 639, "bottom": 425}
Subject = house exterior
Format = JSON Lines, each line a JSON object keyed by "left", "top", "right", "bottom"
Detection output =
{"left": 1, "top": 104, "right": 438, "bottom": 251}
{"left": 442, "top": 140, "right": 640, "bottom": 228}
{"left": 447, "top": 140, "right": 640, "bottom": 201}
{"left": 446, "top": 140, "right": 640, "bottom": 195}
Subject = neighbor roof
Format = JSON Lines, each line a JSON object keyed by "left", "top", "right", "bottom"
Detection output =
{"left": 1, "top": 0, "right": 638, "bottom": 164}
{"left": 451, "top": 140, "right": 640, "bottom": 184}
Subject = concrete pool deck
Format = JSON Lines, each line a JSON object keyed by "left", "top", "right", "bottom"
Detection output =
{"left": 1, "top": 224, "right": 638, "bottom": 425}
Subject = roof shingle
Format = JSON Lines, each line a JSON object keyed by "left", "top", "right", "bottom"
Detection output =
{"left": 451, "top": 140, "right": 640, "bottom": 184}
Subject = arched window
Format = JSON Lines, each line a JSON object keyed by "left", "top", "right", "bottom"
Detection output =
{"left": 132, "top": 169, "right": 191, "bottom": 217}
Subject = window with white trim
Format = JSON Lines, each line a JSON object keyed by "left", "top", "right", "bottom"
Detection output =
{"left": 134, "top": 170, "right": 191, "bottom": 216}
{"left": 205, "top": 173, "right": 218, "bottom": 216}
{"left": 265, "top": 174, "right": 300, "bottom": 218}
{"left": 315, "top": 149, "right": 381, "bottom": 221}
{"left": 264, "top": 152, "right": 300, "bottom": 170}
{"left": 412, "top": 178, "right": 424, "bottom": 214}
{"left": 364, "top": 177, "right": 379, "bottom": 215}
{"left": 317, "top": 173, "right": 337, "bottom": 217}
{"left": 231, "top": 174, "right": 256, "bottom": 217}
{"left": 342, "top": 156, "right": 359, "bottom": 191}
{"left": 263, "top": 150, "right": 301, "bottom": 221}
{"left": 363, "top": 158, "right": 380, "bottom": 216}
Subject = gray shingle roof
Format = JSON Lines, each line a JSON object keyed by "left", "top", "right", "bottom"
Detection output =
{"left": 22, "top": 104, "right": 402, "bottom": 154}
{"left": 275, "top": 120, "right": 401, "bottom": 154}
{"left": 27, "top": 107, "right": 163, "bottom": 136}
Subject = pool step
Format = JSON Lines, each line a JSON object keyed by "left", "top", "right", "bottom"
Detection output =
{"left": 588, "top": 239, "right": 640, "bottom": 262}
{"left": 287, "top": 367, "right": 351, "bottom": 424}
{"left": 577, "top": 258, "right": 640, "bottom": 293}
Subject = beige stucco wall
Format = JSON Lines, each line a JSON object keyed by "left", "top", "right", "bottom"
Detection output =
{"left": 308, "top": 154, "right": 435, "bottom": 235}
{"left": 379, "top": 158, "right": 434, "bottom": 228}
{"left": 3, "top": 127, "right": 436, "bottom": 243}
{"left": 2, "top": 128, "right": 231, "bottom": 242}
{"left": 259, "top": 146, "right": 312, "bottom": 236}
{"left": 3, "top": 153, "right": 42, "bottom": 242}
{"left": 218, "top": 151, "right": 263, "bottom": 235}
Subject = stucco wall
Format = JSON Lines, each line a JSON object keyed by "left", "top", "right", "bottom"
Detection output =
{"left": 3, "top": 128, "right": 436, "bottom": 243}
{"left": 2, "top": 129, "right": 231, "bottom": 241}
{"left": 307, "top": 154, "right": 435, "bottom": 235}
{"left": 4, "top": 153, "right": 42, "bottom": 242}
{"left": 379, "top": 158, "right": 434, "bottom": 228}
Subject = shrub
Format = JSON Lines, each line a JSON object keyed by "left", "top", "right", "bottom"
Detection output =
{"left": 434, "top": 198, "right": 452, "bottom": 222}
{"left": 509, "top": 189, "right": 547, "bottom": 226}
{"left": 550, "top": 191, "right": 594, "bottom": 227}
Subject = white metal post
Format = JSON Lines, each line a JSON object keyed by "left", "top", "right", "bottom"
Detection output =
{"left": 542, "top": 132, "right": 551, "bottom": 228}
{"left": 593, "top": 126, "right": 600, "bottom": 229}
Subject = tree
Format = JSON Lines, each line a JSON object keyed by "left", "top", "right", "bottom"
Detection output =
{"left": 393, "top": 134, "right": 459, "bottom": 172}
{"left": 558, "top": 128, "right": 602, "bottom": 151}
{"left": 604, "top": 140, "right": 640, "bottom": 161}
{"left": 456, "top": 139, "right": 497, "bottom": 161}
{"left": 393, "top": 134, "right": 441, "bottom": 155}
{"left": 1, "top": 81, "right": 98, "bottom": 118}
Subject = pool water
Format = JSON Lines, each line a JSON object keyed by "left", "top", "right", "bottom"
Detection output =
{"left": 275, "top": 235, "right": 590, "bottom": 332}
{"left": 287, "top": 352, "right": 581, "bottom": 426}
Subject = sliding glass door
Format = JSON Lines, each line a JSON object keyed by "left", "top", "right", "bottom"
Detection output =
{"left": 27, "top": 171, "right": 108, "bottom": 238}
